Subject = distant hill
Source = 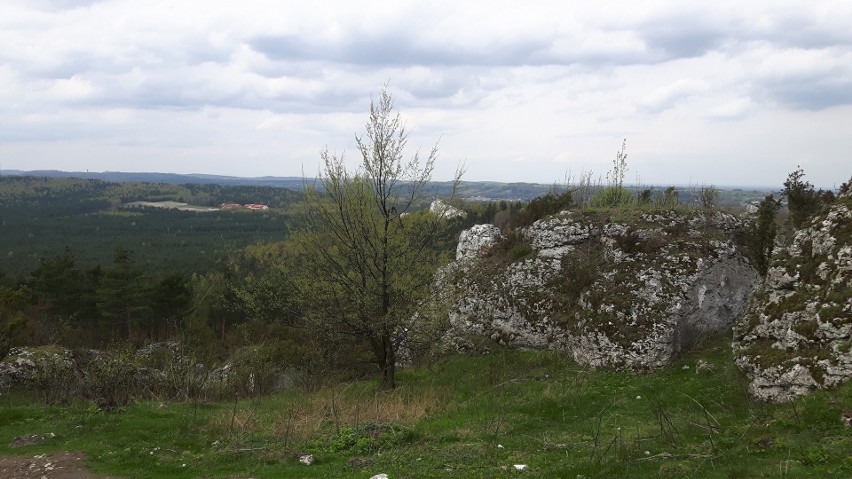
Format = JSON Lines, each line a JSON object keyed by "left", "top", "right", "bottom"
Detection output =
{"left": 0, "top": 170, "right": 775, "bottom": 204}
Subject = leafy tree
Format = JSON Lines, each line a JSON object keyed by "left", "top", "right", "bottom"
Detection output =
{"left": 148, "top": 271, "right": 193, "bottom": 340}
{"left": 748, "top": 195, "right": 782, "bottom": 275}
{"left": 30, "top": 248, "right": 89, "bottom": 320}
{"left": 782, "top": 166, "right": 824, "bottom": 229}
{"left": 296, "top": 87, "right": 460, "bottom": 389}
{"left": 96, "top": 248, "right": 148, "bottom": 340}
{"left": 0, "top": 284, "right": 28, "bottom": 360}
{"left": 224, "top": 243, "right": 302, "bottom": 326}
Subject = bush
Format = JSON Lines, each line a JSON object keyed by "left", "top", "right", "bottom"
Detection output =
{"left": 742, "top": 195, "right": 781, "bottom": 275}
{"left": 695, "top": 183, "right": 719, "bottom": 209}
{"left": 591, "top": 186, "right": 633, "bottom": 208}
{"left": 78, "top": 348, "right": 145, "bottom": 411}
{"left": 513, "top": 190, "right": 573, "bottom": 227}
{"left": 656, "top": 186, "right": 680, "bottom": 208}
{"left": 783, "top": 167, "right": 824, "bottom": 229}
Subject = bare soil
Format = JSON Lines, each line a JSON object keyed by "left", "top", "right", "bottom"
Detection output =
{"left": 0, "top": 452, "right": 113, "bottom": 479}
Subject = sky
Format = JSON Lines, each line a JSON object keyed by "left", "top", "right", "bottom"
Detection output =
{"left": 1, "top": 0, "right": 851, "bottom": 188}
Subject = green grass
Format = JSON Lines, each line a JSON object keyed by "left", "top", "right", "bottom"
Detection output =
{"left": 1, "top": 339, "right": 850, "bottom": 478}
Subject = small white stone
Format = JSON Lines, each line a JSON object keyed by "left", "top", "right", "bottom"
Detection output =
{"left": 636, "top": 395, "right": 642, "bottom": 400}
{"left": 369, "top": 474, "right": 389, "bottom": 479}
{"left": 514, "top": 464, "right": 529, "bottom": 471}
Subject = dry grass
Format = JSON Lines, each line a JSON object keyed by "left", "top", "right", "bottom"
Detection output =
{"left": 206, "top": 381, "right": 446, "bottom": 445}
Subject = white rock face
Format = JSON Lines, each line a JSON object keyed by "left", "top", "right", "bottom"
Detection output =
{"left": 456, "top": 224, "right": 502, "bottom": 261}
{"left": 733, "top": 189, "right": 852, "bottom": 402}
{"left": 430, "top": 210, "right": 760, "bottom": 370}
{"left": 430, "top": 199, "right": 466, "bottom": 219}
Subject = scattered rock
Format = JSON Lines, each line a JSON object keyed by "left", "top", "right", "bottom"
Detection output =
{"left": 298, "top": 454, "right": 314, "bottom": 465}
{"left": 369, "top": 474, "right": 389, "bottom": 479}
{"left": 695, "top": 359, "right": 714, "bottom": 373}
{"left": 9, "top": 434, "right": 50, "bottom": 448}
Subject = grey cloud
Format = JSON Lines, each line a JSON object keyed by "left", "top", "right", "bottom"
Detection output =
{"left": 249, "top": 33, "right": 555, "bottom": 67}
{"left": 37, "top": 0, "right": 108, "bottom": 10}
{"left": 760, "top": 78, "right": 852, "bottom": 111}
{"left": 641, "top": 24, "right": 727, "bottom": 60}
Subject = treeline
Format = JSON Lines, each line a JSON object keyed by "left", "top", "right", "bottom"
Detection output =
{"left": 0, "top": 176, "right": 302, "bottom": 276}
{"left": 1, "top": 244, "right": 280, "bottom": 354}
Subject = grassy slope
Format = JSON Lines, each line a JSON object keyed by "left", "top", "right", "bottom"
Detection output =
{"left": 1, "top": 340, "right": 849, "bottom": 478}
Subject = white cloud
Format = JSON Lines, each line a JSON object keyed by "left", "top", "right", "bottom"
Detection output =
{"left": 639, "top": 79, "right": 710, "bottom": 113}
{"left": 0, "top": 0, "right": 850, "bottom": 187}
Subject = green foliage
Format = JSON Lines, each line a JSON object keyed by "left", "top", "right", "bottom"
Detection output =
{"left": 487, "top": 230, "right": 535, "bottom": 264}
{"left": 96, "top": 248, "right": 148, "bottom": 340}
{"left": 513, "top": 189, "right": 574, "bottom": 227}
{"left": 1, "top": 342, "right": 850, "bottom": 478}
{"left": 0, "top": 285, "right": 29, "bottom": 360}
{"left": 0, "top": 176, "right": 299, "bottom": 277}
{"left": 742, "top": 194, "right": 781, "bottom": 275}
{"left": 222, "top": 243, "right": 302, "bottom": 326}
{"left": 296, "top": 87, "right": 459, "bottom": 389}
{"left": 313, "top": 423, "right": 413, "bottom": 455}
{"left": 591, "top": 186, "right": 633, "bottom": 208}
{"left": 148, "top": 271, "right": 193, "bottom": 340}
{"left": 657, "top": 185, "right": 680, "bottom": 207}
{"left": 783, "top": 166, "right": 825, "bottom": 230}
{"left": 694, "top": 183, "right": 719, "bottom": 208}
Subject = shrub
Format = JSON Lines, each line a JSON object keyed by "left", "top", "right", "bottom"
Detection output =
{"left": 783, "top": 166, "right": 824, "bottom": 229}
{"left": 591, "top": 186, "right": 633, "bottom": 208}
{"left": 656, "top": 186, "right": 680, "bottom": 208}
{"left": 513, "top": 190, "right": 573, "bottom": 227}
{"left": 695, "top": 183, "right": 719, "bottom": 209}
{"left": 742, "top": 195, "right": 781, "bottom": 275}
{"left": 78, "top": 348, "right": 144, "bottom": 411}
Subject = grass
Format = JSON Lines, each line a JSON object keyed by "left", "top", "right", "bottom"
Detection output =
{"left": 1, "top": 339, "right": 850, "bottom": 478}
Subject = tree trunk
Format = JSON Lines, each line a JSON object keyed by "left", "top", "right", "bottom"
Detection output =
{"left": 380, "top": 333, "right": 396, "bottom": 389}
{"left": 373, "top": 333, "right": 396, "bottom": 389}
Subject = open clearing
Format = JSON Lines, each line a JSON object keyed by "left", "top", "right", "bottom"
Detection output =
{"left": 124, "top": 201, "right": 219, "bottom": 212}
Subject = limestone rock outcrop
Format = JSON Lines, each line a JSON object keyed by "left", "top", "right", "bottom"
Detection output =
{"left": 733, "top": 188, "right": 852, "bottom": 402}
{"left": 431, "top": 209, "right": 760, "bottom": 370}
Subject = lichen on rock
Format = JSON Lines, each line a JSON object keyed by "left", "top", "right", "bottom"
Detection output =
{"left": 733, "top": 188, "right": 852, "bottom": 402}
{"left": 429, "top": 209, "right": 760, "bottom": 370}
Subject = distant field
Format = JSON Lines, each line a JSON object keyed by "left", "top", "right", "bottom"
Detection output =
{"left": 0, "top": 176, "right": 301, "bottom": 276}
{"left": 124, "top": 201, "right": 220, "bottom": 212}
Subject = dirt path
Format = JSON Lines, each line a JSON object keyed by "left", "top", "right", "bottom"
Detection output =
{"left": 0, "top": 452, "right": 113, "bottom": 479}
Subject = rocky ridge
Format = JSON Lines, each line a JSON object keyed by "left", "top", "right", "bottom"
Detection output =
{"left": 433, "top": 209, "right": 760, "bottom": 370}
{"left": 733, "top": 187, "right": 852, "bottom": 402}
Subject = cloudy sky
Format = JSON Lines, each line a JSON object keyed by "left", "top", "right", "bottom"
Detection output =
{"left": 1, "top": 0, "right": 850, "bottom": 188}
